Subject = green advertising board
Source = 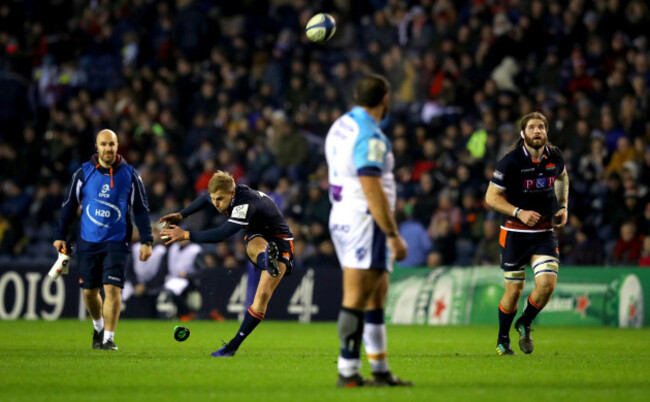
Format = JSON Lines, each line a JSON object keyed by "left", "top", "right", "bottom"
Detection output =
{"left": 386, "top": 267, "right": 649, "bottom": 327}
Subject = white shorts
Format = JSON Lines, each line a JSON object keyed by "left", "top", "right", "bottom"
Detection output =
{"left": 329, "top": 209, "right": 392, "bottom": 271}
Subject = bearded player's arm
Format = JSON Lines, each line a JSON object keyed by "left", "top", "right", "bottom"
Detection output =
{"left": 485, "top": 158, "right": 540, "bottom": 227}
{"left": 553, "top": 167, "right": 569, "bottom": 229}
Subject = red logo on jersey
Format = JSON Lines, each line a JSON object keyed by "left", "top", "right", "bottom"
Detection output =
{"left": 547, "top": 176, "right": 556, "bottom": 187}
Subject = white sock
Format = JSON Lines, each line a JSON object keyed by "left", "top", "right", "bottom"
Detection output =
{"left": 363, "top": 323, "right": 389, "bottom": 373}
{"left": 93, "top": 318, "right": 104, "bottom": 332}
{"left": 103, "top": 330, "right": 115, "bottom": 343}
{"left": 337, "top": 356, "right": 361, "bottom": 377}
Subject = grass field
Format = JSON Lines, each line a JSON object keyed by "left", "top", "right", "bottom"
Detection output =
{"left": 0, "top": 320, "right": 649, "bottom": 402}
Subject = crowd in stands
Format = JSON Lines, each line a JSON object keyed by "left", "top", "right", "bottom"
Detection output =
{"left": 1, "top": 0, "right": 649, "bottom": 270}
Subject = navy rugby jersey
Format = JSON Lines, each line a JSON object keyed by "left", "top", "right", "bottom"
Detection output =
{"left": 490, "top": 145, "right": 566, "bottom": 231}
{"left": 180, "top": 184, "right": 292, "bottom": 241}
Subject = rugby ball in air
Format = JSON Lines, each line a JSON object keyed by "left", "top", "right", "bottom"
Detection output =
{"left": 305, "top": 13, "right": 336, "bottom": 43}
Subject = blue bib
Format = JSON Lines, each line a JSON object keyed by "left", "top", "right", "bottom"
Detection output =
{"left": 79, "top": 162, "right": 133, "bottom": 243}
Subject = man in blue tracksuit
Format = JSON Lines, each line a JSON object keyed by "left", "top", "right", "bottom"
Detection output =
{"left": 54, "top": 129, "right": 153, "bottom": 351}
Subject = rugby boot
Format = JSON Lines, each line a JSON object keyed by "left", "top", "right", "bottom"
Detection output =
{"left": 496, "top": 342, "right": 515, "bottom": 356}
{"left": 100, "top": 340, "right": 118, "bottom": 351}
{"left": 211, "top": 340, "right": 237, "bottom": 357}
{"left": 514, "top": 317, "right": 534, "bottom": 354}
{"left": 371, "top": 371, "right": 413, "bottom": 386}
{"left": 336, "top": 373, "right": 368, "bottom": 388}
{"left": 264, "top": 242, "right": 280, "bottom": 277}
{"left": 92, "top": 329, "right": 104, "bottom": 350}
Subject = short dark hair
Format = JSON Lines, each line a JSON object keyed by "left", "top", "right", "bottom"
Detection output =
{"left": 355, "top": 74, "right": 389, "bottom": 107}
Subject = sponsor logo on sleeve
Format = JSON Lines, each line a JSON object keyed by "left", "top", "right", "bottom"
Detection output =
{"left": 367, "top": 138, "right": 387, "bottom": 163}
{"left": 493, "top": 170, "right": 504, "bottom": 180}
{"left": 231, "top": 204, "right": 249, "bottom": 219}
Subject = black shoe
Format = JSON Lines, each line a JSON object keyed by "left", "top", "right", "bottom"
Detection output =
{"left": 100, "top": 340, "right": 118, "bottom": 351}
{"left": 336, "top": 373, "right": 367, "bottom": 388}
{"left": 264, "top": 242, "right": 280, "bottom": 277}
{"left": 514, "top": 317, "right": 534, "bottom": 354}
{"left": 372, "top": 371, "right": 413, "bottom": 386}
{"left": 496, "top": 342, "right": 515, "bottom": 356}
{"left": 92, "top": 329, "right": 104, "bottom": 350}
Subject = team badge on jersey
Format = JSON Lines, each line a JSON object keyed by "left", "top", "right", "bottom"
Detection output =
{"left": 232, "top": 204, "right": 249, "bottom": 219}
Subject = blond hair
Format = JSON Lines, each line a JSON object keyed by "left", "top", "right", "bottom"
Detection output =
{"left": 208, "top": 170, "right": 235, "bottom": 193}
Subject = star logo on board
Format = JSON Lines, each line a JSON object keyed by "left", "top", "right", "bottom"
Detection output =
{"left": 434, "top": 298, "right": 447, "bottom": 319}
{"left": 575, "top": 294, "right": 590, "bottom": 317}
{"left": 629, "top": 302, "right": 637, "bottom": 320}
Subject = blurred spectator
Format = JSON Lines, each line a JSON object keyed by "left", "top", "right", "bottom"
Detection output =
{"left": 430, "top": 218, "right": 456, "bottom": 266}
{"left": 1, "top": 0, "right": 649, "bottom": 269}
{"left": 426, "top": 251, "right": 443, "bottom": 268}
{"left": 611, "top": 222, "right": 644, "bottom": 265}
{"left": 473, "top": 220, "right": 500, "bottom": 266}
{"left": 639, "top": 236, "right": 650, "bottom": 267}
{"left": 303, "top": 240, "right": 339, "bottom": 270}
{"left": 397, "top": 210, "right": 432, "bottom": 268}
{"left": 124, "top": 229, "right": 168, "bottom": 317}
{"left": 606, "top": 137, "right": 639, "bottom": 177}
{"left": 428, "top": 191, "right": 461, "bottom": 239}
{"left": 302, "top": 183, "right": 330, "bottom": 226}
{"left": 570, "top": 230, "right": 606, "bottom": 266}
{"left": 267, "top": 110, "right": 309, "bottom": 181}
{"left": 164, "top": 240, "right": 204, "bottom": 320}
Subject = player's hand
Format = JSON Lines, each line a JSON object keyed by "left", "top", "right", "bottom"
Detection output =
{"left": 160, "top": 224, "right": 187, "bottom": 246}
{"left": 159, "top": 213, "right": 183, "bottom": 226}
{"left": 388, "top": 235, "right": 408, "bottom": 261}
{"left": 517, "top": 210, "right": 541, "bottom": 227}
{"left": 53, "top": 240, "right": 67, "bottom": 254}
{"left": 553, "top": 208, "right": 568, "bottom": 230}
{"left": 139, "top": 243, "right": 152, "bottom": 261}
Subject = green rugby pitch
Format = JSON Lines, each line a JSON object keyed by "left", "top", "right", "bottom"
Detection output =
{"left": 0, "top": 320, "right": 648, "bottom": 401}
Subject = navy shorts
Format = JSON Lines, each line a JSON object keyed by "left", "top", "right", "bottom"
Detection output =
{"left": 77, "top": 249, "right": 130, "bottom": 289}
{"left": 498, "top": 229, "right": 559, "bottom": 271}
{"left": 244, "top": 234, "right": 294, "bottom": 276}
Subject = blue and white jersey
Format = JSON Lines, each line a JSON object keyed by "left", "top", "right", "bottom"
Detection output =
{"left": 325, "top": 106, "right": 396, "bottom": 271}
{"left": 325, "top": 106, "right": 396, "bottom": 213}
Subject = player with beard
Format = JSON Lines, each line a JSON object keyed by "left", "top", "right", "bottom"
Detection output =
{"left": 485, "top": 112, "right": 569, "bottom": 356}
